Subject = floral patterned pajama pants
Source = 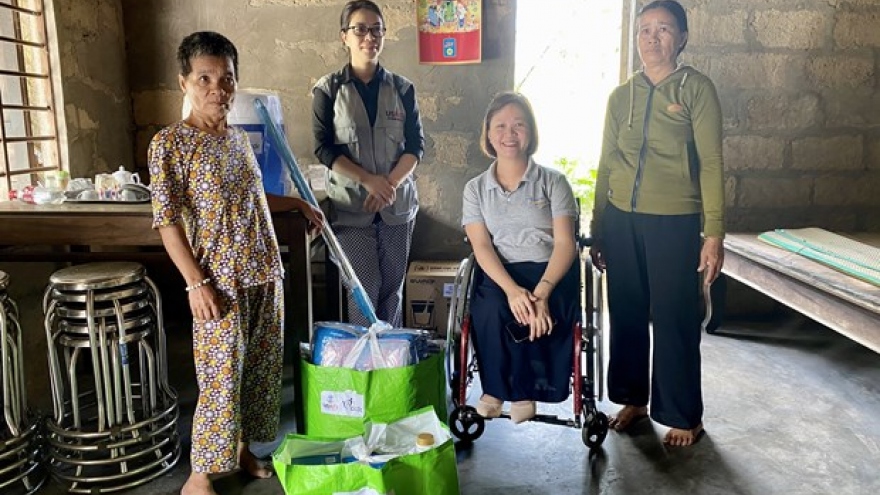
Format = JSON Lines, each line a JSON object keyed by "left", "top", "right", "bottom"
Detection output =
{"left": 189, "top": 281, "right": 283, "bottom": 473}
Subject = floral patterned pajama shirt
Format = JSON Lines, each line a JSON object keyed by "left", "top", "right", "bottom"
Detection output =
{"left": 149, "top": 121, "right": 285, "bottom": 472}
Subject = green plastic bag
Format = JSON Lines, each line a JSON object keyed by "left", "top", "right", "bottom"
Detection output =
{"left": 302, "top": 353, "right": 446, "bottom": 438}
{"left": 273, "top": 407, "right": 460, "bottom": 495}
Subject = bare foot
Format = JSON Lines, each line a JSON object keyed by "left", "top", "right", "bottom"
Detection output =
{"left": 663, "top": 423, "right": 704, "bottom": 446}
{"left": 181, "top": 472, "right": 217, "bottom": 495}
{"left": 239, "top": 448, "right": 273, "bottom": 479}
{"left": 608, "top": 405, "right": 648, "bottom": 431}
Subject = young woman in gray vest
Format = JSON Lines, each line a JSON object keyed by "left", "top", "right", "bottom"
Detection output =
{"left": 313, "top": 0, "right": 425, "bottom": 327}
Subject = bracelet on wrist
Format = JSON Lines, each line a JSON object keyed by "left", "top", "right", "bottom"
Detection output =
{"left": 539, "top": 278, "right": 555, "bottom": 288}
{"left": 185, "top": 277, "right": 211, "bottom": 292}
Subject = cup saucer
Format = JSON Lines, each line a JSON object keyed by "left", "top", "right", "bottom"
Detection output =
{"left": 120, "top": 182, "right": 150, "bottom": 194}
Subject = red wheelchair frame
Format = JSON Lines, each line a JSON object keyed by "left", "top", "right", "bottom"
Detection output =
{"left": 445, "top": 237, "right": 609, "bottom": 449}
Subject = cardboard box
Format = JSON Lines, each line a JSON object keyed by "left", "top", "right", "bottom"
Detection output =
{"left": 405, "top": 260, "right": 462, "bottom": 335}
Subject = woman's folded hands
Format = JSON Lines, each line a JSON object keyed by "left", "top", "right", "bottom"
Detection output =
{"left": 506, "top": 286, "right": 554, "bottom": 341}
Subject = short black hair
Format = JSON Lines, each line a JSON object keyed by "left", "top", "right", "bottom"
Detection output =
{"left": 339, "top": 0, "right": 384, "bottom": 30}
{"left": 640, "top": 0, "right": 688, "bottom": 33}
{"left": 480, "top": 91, "right": 539, "bottom": 159}
{"left": 640, "top": 0, "right": 689, "bottom": 54}
{"left": 176, "top": 31, "right": 239, "bottom": 78}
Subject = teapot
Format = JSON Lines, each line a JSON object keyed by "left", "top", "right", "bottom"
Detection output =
{"left": 111, "top": 166, "right": 141, "bottom": 185}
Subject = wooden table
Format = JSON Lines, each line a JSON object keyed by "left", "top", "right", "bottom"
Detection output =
{"left": 721, "top": 232, "right": 880, "bottom": 354}
{"left": 0, "top": 201, "right": 313, "bottom": 365}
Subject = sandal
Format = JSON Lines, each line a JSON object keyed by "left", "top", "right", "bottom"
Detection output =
{"left": 476, "top": 395, "right": 503, "bottom": 418}
{"left": 510, "top": 400, "right": 536, "bottom": 424}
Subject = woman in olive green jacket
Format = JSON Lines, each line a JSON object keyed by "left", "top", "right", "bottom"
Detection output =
{"left": 590, "top": 0, "right": 725, "bottom": 447}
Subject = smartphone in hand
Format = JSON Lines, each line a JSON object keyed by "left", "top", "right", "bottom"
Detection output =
{"left": 505, "top": 321, "right": 531, "bottom": 343}
{"left": 506, "top": 318, "right": 558, "bottom": 343}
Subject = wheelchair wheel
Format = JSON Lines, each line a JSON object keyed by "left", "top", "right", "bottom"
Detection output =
{"left": 449, "top": 405, "right": 485, "bottom": 443}
{"left": 446, "top": 255, "right": 478, "bottom": 406}
{"left": 581, "top": 411, "right": 608, "bottom": 450}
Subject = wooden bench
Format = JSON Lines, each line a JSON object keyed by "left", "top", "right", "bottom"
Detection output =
{"left": 717, "top": 233, "right": 880, "bottom": 354}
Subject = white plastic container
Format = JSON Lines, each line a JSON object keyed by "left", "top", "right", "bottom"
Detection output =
{"left": 182, "top": 90, "right": 290, "bottom": 195}
{"left": 228, "top": 90, "right": 288, "bottom": 195}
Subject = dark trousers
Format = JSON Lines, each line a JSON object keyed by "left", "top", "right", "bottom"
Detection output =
{"left": 470, "top": 261, "right": 577, "bottom": 403}
{"left": 602, "top": 204, "right": 703, "bottom": 429}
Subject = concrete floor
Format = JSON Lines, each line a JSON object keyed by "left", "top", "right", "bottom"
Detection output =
{"left": 27, "top": 309, "right": 880, "bottom": 495}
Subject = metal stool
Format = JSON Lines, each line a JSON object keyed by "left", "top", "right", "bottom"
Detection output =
{"left": 1, "top": 270, "right": 47, "bottom": 495}
{"left": 42, "top": 262, "right": 180, "bottom": 493}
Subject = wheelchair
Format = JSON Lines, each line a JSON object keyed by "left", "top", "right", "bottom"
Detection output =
{"left": 444, "top": 236, "right": 609, "bottom": 449}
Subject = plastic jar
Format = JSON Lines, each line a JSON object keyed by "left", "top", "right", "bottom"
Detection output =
{"left": 415, "top": 432, "right": 435, "bottom": 453}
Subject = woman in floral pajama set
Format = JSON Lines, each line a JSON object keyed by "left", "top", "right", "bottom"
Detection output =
{"left": 149, "top": 31, "right": 323, "bottom": 495}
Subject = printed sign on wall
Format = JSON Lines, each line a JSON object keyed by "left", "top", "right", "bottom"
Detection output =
{"left": 417, "top": 0, "right": 481, "bottom": 65}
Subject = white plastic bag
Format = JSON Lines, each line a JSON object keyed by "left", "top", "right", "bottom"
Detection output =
{"left": 342, "top": 322, "right": 393, "bottom": 370}
{"left": 343, "top": 407, "right": 453, "bottom": 465}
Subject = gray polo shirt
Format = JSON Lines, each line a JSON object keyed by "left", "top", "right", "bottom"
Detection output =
{"left": 462, "top": 159, "right": 578, "bottom": 263}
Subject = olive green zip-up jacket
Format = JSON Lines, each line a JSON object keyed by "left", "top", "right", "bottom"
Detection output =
{"left": 591, "top": 65, "right": 725, "bottom": 239}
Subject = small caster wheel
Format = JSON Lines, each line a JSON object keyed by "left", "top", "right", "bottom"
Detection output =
{"left": 582, "top": 411, "right": 608, "bottom": 449}
{"left": 449, "top": 405, "right": 485, "bottom": 443}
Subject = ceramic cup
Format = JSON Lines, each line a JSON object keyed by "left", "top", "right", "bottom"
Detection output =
{"left": 94, "top": 174, "right": 117, "bottom": 200}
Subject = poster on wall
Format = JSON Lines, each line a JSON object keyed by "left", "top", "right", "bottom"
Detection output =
{"left": 417, "top": 0, "right": 481, "bottom": 65}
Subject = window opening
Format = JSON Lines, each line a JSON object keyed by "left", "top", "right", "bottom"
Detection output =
{"left": 0, "top": 0, "right": 61, "bottom": 198}
{"left": 514, "top": 0, "right": 625, "bottom": 223}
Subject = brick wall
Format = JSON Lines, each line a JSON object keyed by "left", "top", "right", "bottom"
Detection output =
{"left": 668, "top": 0, "right": 880, "bottom": 232}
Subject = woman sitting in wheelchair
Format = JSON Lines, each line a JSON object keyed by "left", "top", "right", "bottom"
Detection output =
{"left": 461, "top": 91, "right": 579, "bottom": 424}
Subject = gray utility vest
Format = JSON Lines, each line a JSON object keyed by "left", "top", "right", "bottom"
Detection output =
{"left": 314, "top": 69, "right": 419, "bottom": 228}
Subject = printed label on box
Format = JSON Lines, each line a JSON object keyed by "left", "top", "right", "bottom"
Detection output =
{"left": 321, "top": 390, "right": 365, "bottom": 418}
{"left": 442, "top": 282, "right": 455, "bottom": 298}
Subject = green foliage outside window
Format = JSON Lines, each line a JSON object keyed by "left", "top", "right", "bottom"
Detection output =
{"left": 554, "top": 157, "right": 597, "bottom": 217}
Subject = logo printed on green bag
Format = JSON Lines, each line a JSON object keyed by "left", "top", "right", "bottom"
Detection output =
{"left": 321, "top": 390, "right": 365, "bottom": 417}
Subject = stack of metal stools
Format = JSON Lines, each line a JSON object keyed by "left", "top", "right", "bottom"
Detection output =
{"left": 0, "top": 270, "right": 46, "bottom": 495}
{"left": 42, "top": 262, "right": 180, "bottom": 493}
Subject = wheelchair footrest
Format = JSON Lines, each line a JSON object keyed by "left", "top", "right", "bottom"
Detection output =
{"left": 492, "top": 412, "right": 578, "bottom": 428}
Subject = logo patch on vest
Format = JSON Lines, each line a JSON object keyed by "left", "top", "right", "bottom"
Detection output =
{"left": 385, "top": 109, "right": 406, "bottom": 121}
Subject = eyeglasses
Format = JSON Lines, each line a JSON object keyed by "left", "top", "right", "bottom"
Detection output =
{"left": 343, "top": 24, "right": 387, "bottom": 38}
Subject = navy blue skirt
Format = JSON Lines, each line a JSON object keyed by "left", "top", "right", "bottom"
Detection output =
{"left": 470, "top": 260, "right": 578, "bottom": 403}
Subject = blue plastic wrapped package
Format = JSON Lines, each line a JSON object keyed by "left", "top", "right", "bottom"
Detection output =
{"left": 312, "top": 322, "right": 430, "bottom": 370}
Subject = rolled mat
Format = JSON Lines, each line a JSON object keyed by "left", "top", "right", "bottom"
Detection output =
{"left": 758, "top": 228, "right": 880, "bottom": 287}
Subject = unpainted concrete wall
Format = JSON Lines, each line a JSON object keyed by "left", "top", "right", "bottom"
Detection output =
{"left": 672, "top": 0, "right": 880, "bottom": 231}
{"left": 121, "top": 0, "right": 517, "bottom": 261}
{"left": 52, "top": 0, "right": 135, "bottom": 179}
